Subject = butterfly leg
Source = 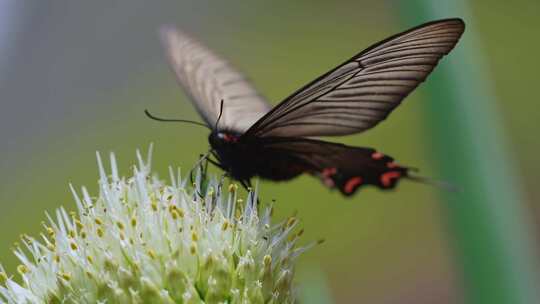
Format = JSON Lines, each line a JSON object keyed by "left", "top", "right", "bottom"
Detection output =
{"left": 206, "top": 157, "right": 226, "bottom": 171}
{"left": 188, "top": 153, "right": 212, "bottom": 200}
{"left": 201, "top": 154, "right": 209, "bottom": 179}
{"left": 216, "top": 172, "right": 227, "bottom": 194}
{"left": 188, "top": 152, "right": 211, "bottom": 185}
{"left": 239, "top": 179, "right": 261, "bottom": 208}
{"left": 239, "top": 179, "right": 252, "bottom": 191}
{"left": 190, "top": 173, "right": 205, "bottom": 200}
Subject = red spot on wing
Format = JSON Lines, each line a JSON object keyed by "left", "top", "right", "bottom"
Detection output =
{"left": 371, "top": 152, "right": 384, "bottom": 160}
{"left": 344, "top": 177, "right": 363, "bottom": 194}
{"left": 323, "top": 178, "right": 335, "bottom": 188}
{"left": 381, "top": 171, "right": 402, "bottom": 187}
{"left": 321, "top": 167, "right": 337, "bottom": 188}
{"left": 387, "top": 162, "right": 399, "bottom": 169}
{"left": 322, "top": 167, "right": 337, "bottom": 177}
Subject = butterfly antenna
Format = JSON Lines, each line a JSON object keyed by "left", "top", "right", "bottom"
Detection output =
{"left": 407, "top": 174, "right": 462, "bottom": 192}
{"left": 144, "top": 109, "right": 210, "bottom": 129}
{"left": 213, "top": 99, "right": 224, "bottom": 131}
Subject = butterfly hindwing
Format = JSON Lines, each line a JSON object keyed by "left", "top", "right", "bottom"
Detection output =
{"left": 253, "top": 137, "right": 410, "bottom": 195}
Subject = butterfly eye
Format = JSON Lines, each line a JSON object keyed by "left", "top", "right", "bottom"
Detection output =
{"left": 217, "top": 133, "right": 239, "bottom": 143}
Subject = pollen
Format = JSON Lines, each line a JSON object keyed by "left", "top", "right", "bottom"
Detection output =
{"left": 58, "top": 272, "right": 71, "bottom": 281}
{"left": 17, "top": 265, "right": 28, "bottom": 275}
{"left": 0, "top": 272, "right": 7, "bottom": 284}
{"left": 286, "top": 217, "right": 296, "bottom": 228}
{"left": 70, "top": 242, "right": 78, "bottom": 251}
{"left": 46, "top": 227, "right": 55, "bottom": 237}
{"left": 228, "top": 184, "right": 238, "bottom": 193}
{"left": 263, "top": 255, "right": 272, "bottom": 266}
{"left": 116, "top": 221, "right": 125, "bottom": 230}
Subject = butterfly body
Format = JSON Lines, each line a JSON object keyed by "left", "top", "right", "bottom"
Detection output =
{"left": 209, "top": 132, "right": 308, "bottom": 183}
{"left": 159, "top": 19, "right": 465, "bottom": 196}
{"left": 208, "top": 131, "right": 253, "bottom": 181}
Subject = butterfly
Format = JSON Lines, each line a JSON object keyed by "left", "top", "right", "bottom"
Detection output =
{"left": 149, "top": 18, "right": 465, "bottom": 196}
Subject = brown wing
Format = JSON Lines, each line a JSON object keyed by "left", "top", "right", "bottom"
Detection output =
{"left": 245, "top": 18, "right": 465, "bottom": 138}
{"left": 161, "top": 26, "right": 271, "bottom": 132}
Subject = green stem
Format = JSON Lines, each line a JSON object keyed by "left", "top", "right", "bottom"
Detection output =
{"left": 398, "top": 1, "right": 540, "bottom": 303}
{"left": 298, "top": 268, "right": 334, "bottom": 304}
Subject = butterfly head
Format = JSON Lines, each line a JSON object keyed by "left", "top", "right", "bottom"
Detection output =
{"left": 208, "top": 131, "right": 240, "bottom": 149}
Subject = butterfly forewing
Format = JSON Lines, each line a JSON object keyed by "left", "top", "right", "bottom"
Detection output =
{"left": 160, "top": 26, "right": 271, "bottom": 133}
{"left": 245, "top": 18, "right": 465, "bottom": 138}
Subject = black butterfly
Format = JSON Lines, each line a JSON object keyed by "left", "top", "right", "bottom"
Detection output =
{"left": 150, "top": 18, "right": 465, "bottom": 196}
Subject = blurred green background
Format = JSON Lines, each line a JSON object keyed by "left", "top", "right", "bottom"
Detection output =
{"left": 0, "top": 0, "right": 538, "bottom": 303}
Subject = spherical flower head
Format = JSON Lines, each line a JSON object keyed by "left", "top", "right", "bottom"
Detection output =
{"left": 0, "top": 147, "right": 314, "bottom": 303}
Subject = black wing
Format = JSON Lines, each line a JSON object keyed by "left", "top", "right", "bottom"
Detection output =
{"left": 160, "top": 26, "right": 271, "bottom": 132}
{"left": 252, "top": 137, "right": 410, "bottom": 196}
{"left": 245, "top": 18, "right": 465, "bottom": 138}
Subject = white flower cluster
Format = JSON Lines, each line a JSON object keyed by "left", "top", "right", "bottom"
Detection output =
{"left": 0, "top": 148, "right": 314, "bottom": 303}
